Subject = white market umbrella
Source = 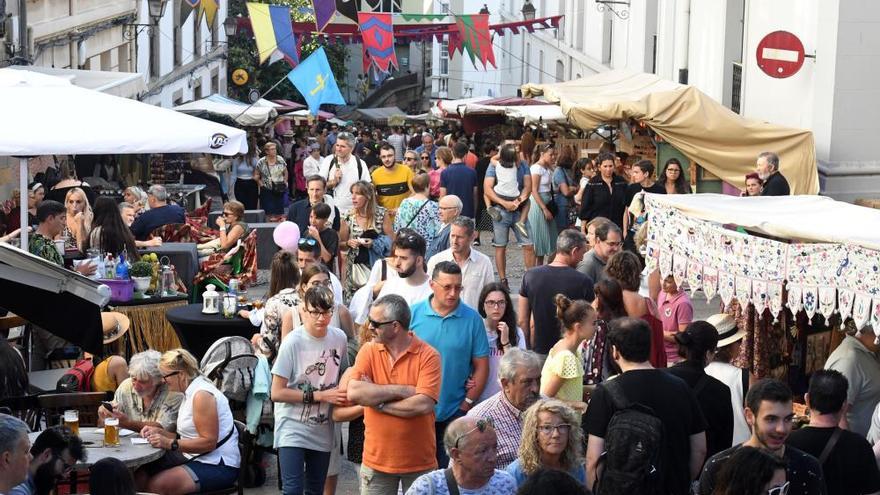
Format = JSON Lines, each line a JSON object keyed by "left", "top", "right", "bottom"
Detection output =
{"left": 0, "top": 68, "right": 249, "bottom": 247}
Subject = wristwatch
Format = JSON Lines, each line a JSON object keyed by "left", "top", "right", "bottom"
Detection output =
{"left": 377, "top": 402, "right": 386, "bottom": 411}
{"left": 171, "top": 439, "right": 179, "bottom": 451}
{"left": 464, "top": 397, "right": 475, "bottom": 406}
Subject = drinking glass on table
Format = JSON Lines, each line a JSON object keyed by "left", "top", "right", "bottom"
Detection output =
{"left": 104, "top": 417, "right": 120, "bottom": 446}
{"left": 64, "top": 410, "right": 79, "bottom": 436}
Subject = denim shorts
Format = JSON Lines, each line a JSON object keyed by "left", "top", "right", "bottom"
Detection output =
{"left": 491, "top": 207, "right": 533, "bottom": 248}
{"left": 181, "top": 460, "right": 239, "bottom": 492}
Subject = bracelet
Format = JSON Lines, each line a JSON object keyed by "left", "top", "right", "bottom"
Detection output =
{"left": 303, "top": 389, "right": 314, "bottom": 404}
{"left": 500, "top": 341, "right": 511, "bottom": 348}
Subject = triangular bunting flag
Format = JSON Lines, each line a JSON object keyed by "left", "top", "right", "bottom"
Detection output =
{"left": 246, "top": 2, "right": 299, "bottom": 67}
{"left": 455, "top": 14, "right": 496, "bottom": 68}
{"left": 358, "top": 12, "right": 398, "bottom": 73}
{"left": 312, "top": 0, "right": 336, "bottom": 32}
{"left": 335, "top": 0, "right": 358, "bottom": 23}
{"left": 200, "top": 0, "right": 219, "bottom": 27}
{"left": 180, "top": 0, "right": 200, "bottom": 23}
{"left": 400, "top": 13, "right": 447, "bottom": 22}
{"left": 286, "top": 47, "right": 346, "bottom": 115}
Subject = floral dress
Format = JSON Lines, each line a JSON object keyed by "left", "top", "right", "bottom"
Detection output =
{"left": 393, "top": 197, "right": 439, "bottom": 247}
{"left": 342, "top": 207, "right": 386, "bottom": 303}
{"left": 259, "top": 288, "right": 301, "bottom": 356}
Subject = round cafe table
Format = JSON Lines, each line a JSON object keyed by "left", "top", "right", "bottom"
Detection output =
{"left": 29, "top": 427, "right": 163, "bottom": 469}
{"left": 166, "top": 303, "right": 257, "bottom": 360}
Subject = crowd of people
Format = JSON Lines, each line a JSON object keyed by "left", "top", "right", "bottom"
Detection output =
{"left": 1, "top": 120, "right": 850, "bottom": 495}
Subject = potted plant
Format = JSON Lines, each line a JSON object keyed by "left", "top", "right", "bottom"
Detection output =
{"left": 130, "top": 261, "right": 153, "bottom": 293}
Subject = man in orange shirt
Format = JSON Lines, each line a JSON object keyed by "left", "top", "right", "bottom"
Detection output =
{"left": 346, "top": 294, "right": 442, "bottom": 494}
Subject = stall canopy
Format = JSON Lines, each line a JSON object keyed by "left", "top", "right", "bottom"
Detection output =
{"left": 345, "top": 106, "right": 407, "bottom": 124}
{"left": 433, "top": 96, "right": 566, "bottom": 132}
{"left": 8, "top": 65, "right": 145, "bottom": 99}
{"left": 522, "top": 70, "right": 819, "bottom": 195}
{"left": 0, "top": 244, "right": 109, "bottom": 353}
{"left": 643, "top": 193, "right": 880, "bottom": 332}
{"left": 174, "top": 94, "right": 277, "bottom": 127}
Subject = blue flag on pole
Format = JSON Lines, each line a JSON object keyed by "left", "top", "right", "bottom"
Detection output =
{"left": 286, "top": 47, "right": 345, "bottom": 115}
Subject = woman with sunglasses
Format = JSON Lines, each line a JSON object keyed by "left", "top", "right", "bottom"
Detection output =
{"left": 477, "top": 282, "right": 526, "bottom": 402}
{"left": 527, "top": 143, "right": 559, "bottom": 264}
{"left": 141, "top": 349, "right": 240, "bottom": 494}
{"left": 272, "top": 285, "right": 349, "bottom": 495}
{"left": 506, "top": 399, "right": 586, "bottom": 488}
{"left": 712, "top": 446, "right": 788, "bottom": 495}
{"left": 662, "top": 158, "right": 692, "bottom": 194}
{"left": 196, "top": 201, "right": 248, "bottom": 257}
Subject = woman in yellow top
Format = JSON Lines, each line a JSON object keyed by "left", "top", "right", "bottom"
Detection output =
{"left": 540, "top": 294, "right": 596, "bottom": 414}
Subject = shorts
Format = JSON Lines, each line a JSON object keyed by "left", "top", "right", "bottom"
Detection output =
{"left": 181, "top": 460, "right": 239, "bottom": 492}
{"left": 491, "top": 207, "right": 533, "bottom": 248}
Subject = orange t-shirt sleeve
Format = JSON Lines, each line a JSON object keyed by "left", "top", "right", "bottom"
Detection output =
{"left": 351, "top": 343, "right": 374, "bottom": 382}
{"left": 416, "top": 347, "right": 442, "bottom": 402}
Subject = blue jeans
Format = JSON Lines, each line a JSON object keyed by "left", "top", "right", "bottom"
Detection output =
{"left": 278, "top": 447, "right": 331, "bottom": 495}
{"left": 491, "top": 207, "right": 533, "bottom": 247}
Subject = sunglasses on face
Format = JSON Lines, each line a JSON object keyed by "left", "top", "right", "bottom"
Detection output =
{"left": 367, "top": 318, "right": 397, "bottom": 329}
{"left": 454, "top": 418, "right": 495, "bottom": 448}
{"left": 421, "top": 156, "right": 429, "bottom": 160}
{"left": 162, "top": 371, "right": 180, "bottom": 382}
{"left": 768, "top": 482, "right": 790, "bottom": 495}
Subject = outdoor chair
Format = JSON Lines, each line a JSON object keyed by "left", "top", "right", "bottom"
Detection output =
{"left": 194, "top": 420, "right": 250, "bottom": 495}
{"left": 186, "top": 197, "right": 214, "bottom": 219}
{"left": 0, "top": 394, "right": 42, "bottom": 431}
{"left": 37, "top": 391, "right": 109, "bottom": 428}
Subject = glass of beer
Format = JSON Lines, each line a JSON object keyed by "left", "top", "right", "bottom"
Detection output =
{"left": 63, "top": 410, "right": 79, "bottom": 436}
{"left": 104, "top": 417, "right": 120, "bottom": 446}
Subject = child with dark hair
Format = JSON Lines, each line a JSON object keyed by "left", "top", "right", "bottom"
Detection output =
{"left": 307, "top": 202, "right": 339, "bottom": 272}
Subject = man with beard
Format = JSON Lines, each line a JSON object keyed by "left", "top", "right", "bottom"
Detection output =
{"left": 10, "top": 427, "right": 85, "bottom": 495}
{"left": 756, "top": 151, "right": 790, "bottom": 196}
{"left": 467, "top": 348, "right": 543, "bottom": 469}
{"left": 377, "top": 229, "right": 432, "bottom": 306}
{"left": 697, "top": 379, "right": 826, "bottom": 495}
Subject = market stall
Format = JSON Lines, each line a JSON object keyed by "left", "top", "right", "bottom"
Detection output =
{"left": 522, "top": 69, "right": 819, "bottom": 195}
{"left": 643, "top": 193, "right": 880, "bottom": 382}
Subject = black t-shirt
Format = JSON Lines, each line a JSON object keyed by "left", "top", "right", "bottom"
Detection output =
{"left": 519, "top": 265, "right": 595, "bottom": 354}
{"left": 787, "top": 426, "right": 880, "bottom": 495}
{"left": 624, "top": 181, "right": 666, "bottom": 211}
{"left": 318, "top": 227, "right": 339, "bottom": 271}
{"left": 698, "top": 444, "right": 826, "bottom": 495}
{"left": 761, "top": 172, "right": 791, "bottom": 196}
{"left": 586, "top": 369, "right": 707, "bottom": 495}
{"left": 667, "top": 361, "right": 734, "bottom": 458}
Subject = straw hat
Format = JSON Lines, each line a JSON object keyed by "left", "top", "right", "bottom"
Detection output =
{"left": 101, "top": 312, "right": 130, "bottom": 344}
{"left": 706, "top": 313, "right": 746, "bottom": 348}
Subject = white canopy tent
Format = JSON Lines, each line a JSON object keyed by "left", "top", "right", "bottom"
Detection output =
{"left": 455, "top": 102, "right": 567, "bottom": 124}
{"left": 0, "top": 68, "right": 248, "bottom": 248}
{"left": 174, "top": 94, "right": 277, "bottom": 127}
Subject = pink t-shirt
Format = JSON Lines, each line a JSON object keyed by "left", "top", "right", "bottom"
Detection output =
{"left": 657, "top": 290, "right": 694, "bottom": 363}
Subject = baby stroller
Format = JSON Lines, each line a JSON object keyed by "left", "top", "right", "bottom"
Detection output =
{"left": 200, "top": 336, "right": 271, "bottom": 487}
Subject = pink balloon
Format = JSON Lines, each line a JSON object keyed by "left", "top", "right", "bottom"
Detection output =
{"left": 273, "top": 221, "right": 301, "bottom": 252}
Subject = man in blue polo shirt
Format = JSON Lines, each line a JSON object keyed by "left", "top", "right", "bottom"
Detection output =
{"left": 440, "top": 142, "right": 478, "bottom": 219}
{"left": 410, "top": 261, "right": 489, "bottom": 468}
{"left": 130, "top": 185, "right": 185, "bottom": 241}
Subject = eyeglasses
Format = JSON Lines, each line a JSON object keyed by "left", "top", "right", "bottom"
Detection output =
{"left": 434, "top": 282, "right": 464, "bottom": 292}
{"left": 222, "top": 211, "right": 234, "bottom": 217}
{"left": 453, "top": 418, "right": 495, "bottom": 449}
{"left": 299, "top": 238, "right": 318, "bottom": 247}
{"left": 306, "top": 308, "right": 334, "bottom": 319}
{"left": 484, "top": 300, "right": 506, "bottom": 308}
{"left": 161, "top": 371, "right": 180, "bottom": 382}
{"left": 768, "top": 482, "right": 790, "bottom": 495}
{"left": 367, "top": 318, "right": 397, "bottom": 329}
{"left": 536, "top": 423, "right": 572, "bottom": 436}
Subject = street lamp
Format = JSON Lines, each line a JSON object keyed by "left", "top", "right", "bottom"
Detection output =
{"left": 521, "top": 0, "right": 536, "bottom": 20}
{"left": 124, "top": 0, "right": 169, "bottom": 39}
{"left": 224, "top": 15, "right": 239, "bottom": 38}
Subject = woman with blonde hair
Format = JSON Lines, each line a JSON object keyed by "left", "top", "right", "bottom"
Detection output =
{"left": 506, "top": 398, "right": 586, "bottom": 487}
{"left": 339, "top": 181, "right": 392, "bottom": 303}
{"left": 140, "top": 348, "right": 239, "bottom": 495}
{"left": 62, "top": 187, "right": 92, "bottom": 252}
{"left": 540, "top": 295, "right": 596, "bottom": 413}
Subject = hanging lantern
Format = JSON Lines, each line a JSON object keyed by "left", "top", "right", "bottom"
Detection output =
{"left": 202, "top": 284, "right": 220, "bottom": 314}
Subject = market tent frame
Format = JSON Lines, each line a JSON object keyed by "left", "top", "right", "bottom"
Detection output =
{"left": 174, "top": 93, "right": 278, "bottom": 127}
{"left": 522, "top": 70, "right": 819, "bottom": 195}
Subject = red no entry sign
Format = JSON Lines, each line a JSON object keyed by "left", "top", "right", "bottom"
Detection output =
{"left": 756, "top": 30, "right": 805, "bottom": 78}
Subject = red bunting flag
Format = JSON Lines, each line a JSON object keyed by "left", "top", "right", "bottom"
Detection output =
{"left": 358, "top": 12, "right": 398, "bottom": 73}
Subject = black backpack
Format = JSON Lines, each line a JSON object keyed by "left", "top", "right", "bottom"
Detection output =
{"left": 594, "top": 378, "right": 664, "bottom": 495}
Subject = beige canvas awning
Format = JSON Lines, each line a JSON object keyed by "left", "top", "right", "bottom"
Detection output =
{"left": 522, "top": 70, "right": 819, "bottom": 195}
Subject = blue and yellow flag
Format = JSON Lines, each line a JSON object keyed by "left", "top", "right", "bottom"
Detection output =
{"left": 286, "top": 47, "right": 345, "bottom": 115}
{"left": 246, "top": 2, "right": 298, "bottom": 66}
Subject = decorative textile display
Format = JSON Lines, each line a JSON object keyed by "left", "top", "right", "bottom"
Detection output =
{"left": 200, "top": 0, "right": 219, "bottom": 27}
{"left": 246, "top": 3, "right": 299, "bottom": 66}
{"left": 453, "top": 14, "right": 496, "bottom": 68}
{"left": 286, "top": 47, "right": 346, "bottom": 115}
{"left": 181, "top": 0, "right": 200, "bottom": 23}
{"left": 645, "top": 194, "right": 880, "bottom": 332}
{"left": 312, "top": 0, "right": 336, "bottom": 31}
{"left": 358, "top": 12, "right": 399, "bottom": 73}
